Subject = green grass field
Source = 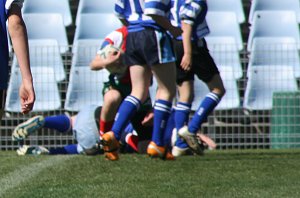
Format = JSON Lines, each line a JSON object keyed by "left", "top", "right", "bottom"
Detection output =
{"left": 1, "top": 149, "right": 300, "bottom": 198}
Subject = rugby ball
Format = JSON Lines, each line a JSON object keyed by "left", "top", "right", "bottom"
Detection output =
{"left": 99, "top": 44, "right": 119, "bottom": 59}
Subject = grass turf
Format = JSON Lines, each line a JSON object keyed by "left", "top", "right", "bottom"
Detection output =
{"left": 1, "top": 149, "right": 300, "bottom": 198}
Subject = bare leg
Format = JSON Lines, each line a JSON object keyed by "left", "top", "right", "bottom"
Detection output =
{"left": 101, "top": 89, "right": 123, "bottom": 122}
{"left": 177, "top": 80, "right": 194, "bottom": 104}
{"left": 130, "top": 65, "right": 152, "bottom": 102}
{"left": 152, "top": 62, "right": 176, "bottom": 102}
{"left": 206, "top": 73, "right": 226, "bottom": 97}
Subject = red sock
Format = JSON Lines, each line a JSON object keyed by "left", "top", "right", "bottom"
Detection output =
{"left": 99, "top": 120, "right": 114, "bottom": 136}
{"left": 126, "top": 134, "right": 139, "bottom": 152}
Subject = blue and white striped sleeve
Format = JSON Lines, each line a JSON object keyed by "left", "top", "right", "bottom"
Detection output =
{"left": 179, "top": 0, "right": 206, "bottom": 25}
{"left": 144, "top": 0, "right": 171, "bottom": 17}
{"left": 114, "top": 0, "right": 126, "bottom": 19}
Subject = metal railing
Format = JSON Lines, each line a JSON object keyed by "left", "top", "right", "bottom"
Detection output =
{"left": 1, "top": 42, "right": 300, "bottom": 150}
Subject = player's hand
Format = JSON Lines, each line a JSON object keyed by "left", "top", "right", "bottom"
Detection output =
{"left": 107, "top": 50, "right": 121, "bottom": 63}
{"left": 105, "top": 51, "right": 127, "bottom": 74}
{"left": 196, "top": 133, "right": 217, "bottom": 150}
{"left": 180, "top": 53, "right": 192, "bottom": 71}
{"left": 19, "top": 79, "right": 35, "bottom": 114}
{"left": 141, "top": 111, "right": 154, "bottom": 126}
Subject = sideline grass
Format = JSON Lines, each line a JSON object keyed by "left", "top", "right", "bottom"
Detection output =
{"left": 1, "top": 149, "right": 300, "bottom": 198}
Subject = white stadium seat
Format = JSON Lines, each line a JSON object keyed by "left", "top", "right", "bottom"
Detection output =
{"left": 64, "top": 67, "right": 109, "bottom": 112}
{"left": 206, "top": 11, "right": 244, "bottom": 51}
{"left": 249, "top": 0, "right": 300, "bottom": 24}
{"left": 243, "top": 66, "right": 298, "bottom": 110}
{"left": 248, "top": 37, "right": 300, "bottom": 78}
{"left": 5, "top": 67, "right": 61, "bottom": 112}
{"left": 72, "top": 39, "right": 102, "bottom": 68}
{"left": 76, "top": 0, "right": 115, "bottom": 25}
{"left": 23, "top": 13, "right": 69, "bottom": 53}
{"left": 11, "top": 39, "right": 66, "bottom": 82}
{"left": 207, "top": 0, "right": 245, "bottom": 24}
{"left": 74, "top": 13, "right": 122, "bottom": 41}
{"left": 23, "top": 0, "right": 73, "bottom": 26}
{"left": 206, "top": 37, "right": 243, "bottom": 80}
{"left": 247, "top": 11, "right": 300, "bottom": 51}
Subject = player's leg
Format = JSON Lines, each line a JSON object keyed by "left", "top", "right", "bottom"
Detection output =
{"left": 102, "top": 65, "right": 151, "bottom": 160}
{"left": 145, "top": 29, "right": 177, "bottom": 158}
{"left": 171, "top": 40, "right": 195, "bottom": 156}
{"left": 148, "top": 62, "right": 176, "bottom": 157}
{"left": 110, "top": 65, "right": 152, "bottom": 140}
{"left": 179, "top": 39, "right": 224, "bottom": 152}
{"left": 102, "top": 30, "right": 154, "bottom": 160}
{"left": 173, "top": 81, "right": 193, "bottom": 148}
{"left": 100, "top": 88, "right": 123, "bottom": 135}
{"left": 12, "top": 113, "right": 72, "bottom": 141}
{"left": 187, "top": 41, "right": 225, "bottom": 134}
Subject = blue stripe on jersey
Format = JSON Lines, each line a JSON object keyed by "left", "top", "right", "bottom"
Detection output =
{"left": 0, "top": 0, "right": 9, "bottom": 89}
{"left": 170, "top": 0, "right": 209, "bottom": 40}
{"left": 115, "top": 0, "right": 170, "bottom": 32}
{"left": 145, "top": 0, "right": 170, "bottom": 15}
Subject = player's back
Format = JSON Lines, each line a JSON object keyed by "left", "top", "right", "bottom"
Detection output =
{"left": 115, "top": 0, "right": 164, "bottom": 32}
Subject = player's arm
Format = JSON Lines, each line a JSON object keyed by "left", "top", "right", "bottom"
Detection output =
{"left": 179, "top": 0, "right": 207, "bottom": 71}
{"left": 8, "top": 3, "right": 35, "bottom": 114}
{"left": 119, "top": 18, "right": 128, "bottom": 26}
{"left": 144, "top": 0, "right": 182, "bottom": 38}
{"left": 180, "top": 21, "right": 192, "bottom": 71}
{"left": 90, "top": 51, "right": 121, "bottom": 71}
{"left": 149, "top": 15, "right": 182, "bottom": 38}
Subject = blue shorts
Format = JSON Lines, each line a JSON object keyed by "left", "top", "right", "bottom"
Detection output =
{"left": 123, "top": 28, "right": 176, "bottom": 67}
{"left": 73, "top": 105, "right": 99, "bottom": 153}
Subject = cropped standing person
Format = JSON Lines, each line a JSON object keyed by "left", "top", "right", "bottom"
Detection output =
{"left": 101, "top": 0, "right": 181, "bottom": 160}
{"left": 0, "top": 0, "right": 35, "bottom": 122}
{"left": 170, "top": 0, "right": 225, "bottom": 156}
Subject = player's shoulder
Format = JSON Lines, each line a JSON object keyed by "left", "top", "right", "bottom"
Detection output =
{"left": 115, "top": 26, "right": 128, "bottom": 37}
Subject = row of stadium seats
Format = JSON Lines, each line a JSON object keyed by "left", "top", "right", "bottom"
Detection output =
{"left": 5, "top": 52, "right": 299, "bottom": 112}
{"left": 15, "top": 10, "right": 300, "bottom": 75}
{"left": 5, "top": 1, "right": 300, "bottom": 112}
{"left": 8, "top": 0, "right": 300, "bottom": 54}
{"left": 21, "top": 0, "right": 300, "bottom": 25}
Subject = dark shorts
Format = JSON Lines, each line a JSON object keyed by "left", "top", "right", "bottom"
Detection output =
{"left": 173, "top": 38, "right": 220, "bottom": 85}
{"left": 123, "top": 28, "right": 176, "bottom": 67}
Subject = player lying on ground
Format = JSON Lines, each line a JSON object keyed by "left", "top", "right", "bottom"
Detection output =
{"left": 12, "top": 105, "right": 216, "bottom": 157}
{"left": 12, "top": 105, "right": 154, "bottom": 156}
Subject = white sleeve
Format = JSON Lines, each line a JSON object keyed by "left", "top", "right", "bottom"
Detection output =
{"left": 5, "top": 0, "right": 24, "bottom": 10}
{"left": 105, "top": 31, "right": 124, "bottom": 49}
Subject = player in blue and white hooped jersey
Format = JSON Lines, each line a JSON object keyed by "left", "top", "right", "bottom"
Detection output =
{"left": 170, "top": 0, "right": 225, "bottom": 156}
{"left": 0, "top": 0, "right": 35, "bottom": 121}
{"left": 101, "top": 0, "right": 182, "bottom": 160}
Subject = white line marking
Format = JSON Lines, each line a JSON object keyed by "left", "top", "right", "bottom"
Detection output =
{"left": 0, "top": 156, "right": 74, "bottom": 197}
